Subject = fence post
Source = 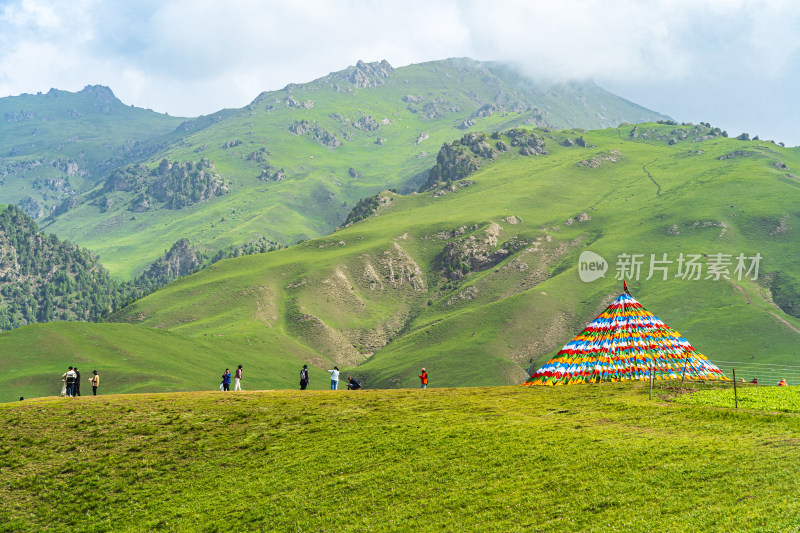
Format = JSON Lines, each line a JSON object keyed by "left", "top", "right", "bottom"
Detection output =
{"left": 733, "top": 368, "right": 738, "bottom": 409}
{"left": 680, "top": 357, "right": 687, "bottom": 387}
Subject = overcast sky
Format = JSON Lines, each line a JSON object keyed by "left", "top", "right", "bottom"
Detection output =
{"left": 2, "top": 0, "right": 799, "bottom": 145}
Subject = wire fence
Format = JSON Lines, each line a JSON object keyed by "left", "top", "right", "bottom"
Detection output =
{"left": 713, "top": 360, "right": 800, "bottom": 387}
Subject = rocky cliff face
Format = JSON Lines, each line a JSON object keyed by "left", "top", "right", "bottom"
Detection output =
{"left": 420, "top": 129, "right": 547, "bottom": 192}
{"left": 138, "top": 238, "right": 203, "bottom": 282}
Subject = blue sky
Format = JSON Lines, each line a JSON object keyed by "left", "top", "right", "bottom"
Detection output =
{"left": 2, "top": 0, "right": 799, "bottom": 145}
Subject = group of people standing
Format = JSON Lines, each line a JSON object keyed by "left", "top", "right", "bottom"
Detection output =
{"left": 60, "top": 367, "right": 99, "bottom": 397}
{"left": 57, "top": 361, "right": 424, "bottom": 397}
{"left": 220, "top": 365, "right": 243, "bottom": 391}
{"left": 298, "top": 365, "right": 427, "bottom": 390}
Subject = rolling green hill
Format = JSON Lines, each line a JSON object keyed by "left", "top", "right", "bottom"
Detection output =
{"left": 5, "top": 121, "right": 800, "bottom": 401}
{"left": 2, "top": 321, "right": 337, "bottom": 403}
{"left": 34, "top": 58, "right": 668, "bottom": 279}
{"left": 3, "top": 384, "right": 800, "bottom": 531}
{"left": 0, "top": 85, "right": 188, "bottom": 217}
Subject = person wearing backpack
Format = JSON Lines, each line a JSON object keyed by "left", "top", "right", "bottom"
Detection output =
{"left": 65, "top": 366, "right": 77, "bottom": 397}
{"left": 300, "top": 365, "right": 309, "bottom": 390}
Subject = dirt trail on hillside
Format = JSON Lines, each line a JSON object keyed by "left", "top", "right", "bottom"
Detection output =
{"left": 642, "top": 161, "right": 661, "bottom": 195}
{"left": 726, "top": 278, "right": 800, "bottom": 335}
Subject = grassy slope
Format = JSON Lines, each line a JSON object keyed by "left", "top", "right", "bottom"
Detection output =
{"left": 5, "top": 123, "right": 800, "bottom": 401}
{"left": 42, "top": 59, "right": 668, "bottom": 278}
{"left": 2, "top": 384, "right": 800, "bottom": 531}
{"left": 109, "top": 124, "right": 800, "bottom": 387}
{"left": 0, "top": 322, "right": 336, "bottom": 404}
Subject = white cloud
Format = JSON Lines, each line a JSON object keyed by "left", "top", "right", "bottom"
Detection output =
{"left": 1, "top": 0, "right": 800, "bottom": 142}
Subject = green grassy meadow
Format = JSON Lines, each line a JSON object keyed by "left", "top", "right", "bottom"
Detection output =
{"left": 2, "top": 384, "right": 800, "bottom": 531}
{"left": 3, "top": 122, "right": 800, "bottom": 401}
{"left": 105, "top": 124, "right": 800, "bottom": 389}
{"left": 0, "top": 322, "right": 337, "bottom": 404}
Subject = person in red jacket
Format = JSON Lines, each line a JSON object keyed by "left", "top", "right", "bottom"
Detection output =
{"left": 419, "top": 368, "right": 428, "bottom": 389}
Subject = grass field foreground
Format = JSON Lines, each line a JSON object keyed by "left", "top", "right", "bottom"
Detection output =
{"left": 3, "top": 383, "right": 800, "bottom": 531}
{"left": 677, "top": 384, "right": 800, "bottom": 412}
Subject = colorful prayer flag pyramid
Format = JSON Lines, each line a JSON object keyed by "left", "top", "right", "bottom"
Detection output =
{"left": 523, "top": 291, "right": 729, "bottom": 386}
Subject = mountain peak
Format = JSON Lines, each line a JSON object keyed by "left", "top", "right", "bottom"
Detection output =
{"left": 79, "top": 84, "right": 117, "bottom": 102}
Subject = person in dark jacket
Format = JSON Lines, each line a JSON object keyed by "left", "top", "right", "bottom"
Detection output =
{"left": 346, "top": 376, "right": 361, "bottom": 390}
{"left": 300, "top": 365, "right": 309, "bottom": 390}
{"left": 74, "top": 367, "right": 81, "bottom": 396}
{"left": 222, "top": 369, "right": 231, "bottom": 391}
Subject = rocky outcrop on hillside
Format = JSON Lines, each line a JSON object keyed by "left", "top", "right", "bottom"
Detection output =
{"left": 258, "top": 166, "right": 286, "bottom": 182}
{"left": 326, "top": 59, "right": 395, "bottom": 89}
{"left": 137, "top": 238, "right": 204, "bottom": 284}
{"left": 404, "top": 97, "right": 460, "bottom": 119}
{"left": 5, "top": 110, "right": 36, "bottom": 122}
{"left": 100, "top": 158, "right": 229, "bottom": 211}
{"left": 52, "top": 197, "right": 79, "bottom": 216}
{"left": 344, "top": 192, "right": 393, "bottom": 225}
{"left": 577, "top": 149, "right": 623, "bottom": 168}
{"left": 440, "top": 223, "right": 510, "bottom": 280}
{"left": 17, "top": 197, "right": 44, "bottom": 219}
{"left": 630, "top": 123, "right": 725, "bottom": 144}
{"left": 289, "top": 120, "right": 341, "bottom": 148}
{"left": 458, "top": 118, "right": 476, "bottom": 130}
{"left": 353, "top": 115, "right": 379, "bottom": 131}
{"left": 419, "top": 129, "right": 546, "bottom": 191}
{"left": 247, "top": 147, "right": 269, "bottom": 162}
{"left": 717, "top": 150, "right": 756, "bottom": 160}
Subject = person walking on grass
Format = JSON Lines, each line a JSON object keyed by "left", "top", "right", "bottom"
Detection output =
{"left": 90, "top": 370, "right": 99, "bottom": 396}
{"left": 419, "top": 367, "right": 428, "bottom": 389}
{"left": 327, "top": 366, "right": 340, "bottom": 390}
{"left": 74, "top": 367, "right": 81, "bottom": 396}
{"left": 222, "top": 369, "right": 231, "bottom": 391}
{"left": 234, "top": 364, "right": 243, "bottom": 391}
{"left": 300, "top": 365, "right": 310, "bottom": 390}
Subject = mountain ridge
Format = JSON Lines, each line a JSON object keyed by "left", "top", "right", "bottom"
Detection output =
{"left": 29, "top": 57, "right": 669, "bottom": 279}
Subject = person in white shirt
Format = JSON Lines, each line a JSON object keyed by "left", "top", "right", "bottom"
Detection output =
{"left": 327, "top": 366, "right": 340, "bottom": 390}
{"left": 64, "top": 367, "right": 77, "bottom": 397}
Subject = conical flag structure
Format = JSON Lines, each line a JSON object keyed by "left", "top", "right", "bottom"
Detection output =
{"left": 523, "top": 292, "right": 729, "bottom": 386}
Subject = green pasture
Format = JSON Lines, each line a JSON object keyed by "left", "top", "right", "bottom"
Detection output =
{"left": 3, "top": 122, "right": 800, "bottom": 400}
{"left": 0, "top": 321, "right": 336, "bottom": 404}
{"left": 107, "top": 124, "right": 800, "bottom": 391}
{"left": 2, "top": 383, "right": 800, "bottom": 531}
